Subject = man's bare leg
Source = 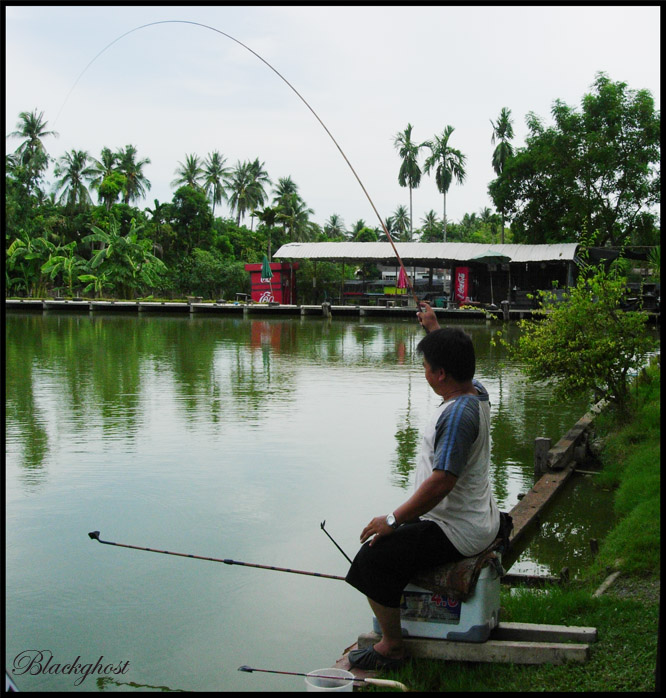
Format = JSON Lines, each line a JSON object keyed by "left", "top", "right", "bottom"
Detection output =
{"left": 367, "top": 597, "right": 405, "bottom": 659}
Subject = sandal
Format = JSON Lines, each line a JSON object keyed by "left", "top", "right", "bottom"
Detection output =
{"left": 347, "top": 646, "right": 405, "bottom": 671}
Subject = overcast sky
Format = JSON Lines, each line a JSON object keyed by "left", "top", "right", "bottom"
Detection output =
{"left": 5, "top": 5, "right": 661, "bottom": 233}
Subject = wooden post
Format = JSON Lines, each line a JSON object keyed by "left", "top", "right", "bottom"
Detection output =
{"left": 534, "top": 437, "right": 552, "bottom": 479}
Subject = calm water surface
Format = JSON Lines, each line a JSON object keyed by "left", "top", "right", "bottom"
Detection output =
{"left": 6, "top": 312, "right": 616, "bottom": 692}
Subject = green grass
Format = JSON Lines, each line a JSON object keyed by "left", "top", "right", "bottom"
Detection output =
{"left": 373, "top": 587, "right": 657, "bottom": 692}
{"left": 367, "top": 359, "right": 661, "bottom": 693}
{"left": 591, "top": 360, "right": 661, "bottom": 576}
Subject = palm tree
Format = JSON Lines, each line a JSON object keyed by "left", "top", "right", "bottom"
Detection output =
{"left": 89, "top": 147, "right": 121, "bottom": 210}
{"left": 350, "top": 219, "right": 368, "bottom": 238}
{"left": 460, "top": 212, "right": 479, "bottom": 241}
{"left": 225, "top": 160, "right": 270, "bottom": 226}
{"left": 422, "top": 126, "right": 467, "bottom": 241}
{"left": 276, "top": 192, "right": 314, "bottom": 241}
{"left": 53, "top": 150, "right": 96, "bottom": 209}
{"left": 390, "top": 204, "right": 410, "bottom": 241}
{"left": 490, "top": 107, "right": 514, "bottom": 243}
{"left": 203, "top": 151, "right": 231, "bottom": 217}
{"left": 479, "top": 207, "right": 501, "bottom": 243}
{"left": 225, "top": 161, "right": 253, "bottom": 225}
{"left": 246, "top": 158, "right": 271, "bottom": 229}
{"left": 272, "top": 176, "right": 303, "bottom": 237}
{"left": 254, "top": 206, "right": 279, "bottom": 258}
{"left": 272, "top": 176, "right": 299, "bottom": 203}
{"left": 393, "top": 123, "right": 422, "bottom": 238}
{"left": 383, "top": 215, "right": 395, "bottom": 241}
{"left": 116, "top": 145, "right": 151, "bottom": 205}
{"left": 8, "top": 109, "right": 58, "bottom": 163}
{"left": 172, "top": 153, "right": 204, "bottom": 190}
{"left": 420, "top": 210, "right": 441, "bottom": 242}
{"left": 323, "top": 213, "right": 347, "bottom": 240}
{"left": 8, "top": 109, "right": 59, "bottom": 196}
{"left": 144, "top": 199, "right": 170, "bottom": 257}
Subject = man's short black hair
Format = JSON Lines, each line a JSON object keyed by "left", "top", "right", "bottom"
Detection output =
{"left": 416, "top": 328, "right": 475, "bottom": 382}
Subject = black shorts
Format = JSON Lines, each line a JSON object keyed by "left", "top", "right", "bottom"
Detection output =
{"left": 345, "top": 519, "right": 463, "bottom": 608}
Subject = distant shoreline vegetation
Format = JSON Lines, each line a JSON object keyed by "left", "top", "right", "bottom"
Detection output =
{"left": 5, "top": 73, "right": 659, "bottom": 300}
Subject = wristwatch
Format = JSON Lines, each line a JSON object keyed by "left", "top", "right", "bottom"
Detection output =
{"left": 386, "top": 513, "right": 398, "bottom": 529}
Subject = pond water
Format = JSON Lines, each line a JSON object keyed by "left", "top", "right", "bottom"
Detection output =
{"left": 6, "top": 311, "right": 617, "bottom": 692}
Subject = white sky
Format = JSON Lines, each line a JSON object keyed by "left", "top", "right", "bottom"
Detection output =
{"left": 5, "top": 4, "right": 661, "bottom": 232}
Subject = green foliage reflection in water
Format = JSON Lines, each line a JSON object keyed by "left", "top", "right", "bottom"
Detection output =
{"left": 392, "top": 374, "right": 419, "bottom": 488}
{"left": 96, "top": 675, "right": 188, "bottom": 692}
{"left": 6, "top": 313, "right": 597, "bottom": 517}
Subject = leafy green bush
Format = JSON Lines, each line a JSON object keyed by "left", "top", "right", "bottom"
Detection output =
{"left": 494, "top": 261, "right": 657, "bottom": 413}
{"left": 171, "top": 250, "right": 249, "bottom": 299}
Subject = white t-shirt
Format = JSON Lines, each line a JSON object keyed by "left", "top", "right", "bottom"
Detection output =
{"left": 414, "top": 379, "right": 500, "bottom": 556}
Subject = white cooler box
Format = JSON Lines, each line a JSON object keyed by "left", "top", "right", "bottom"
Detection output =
{"left": 372, "top": 560, "right": 501, "bottom": 642}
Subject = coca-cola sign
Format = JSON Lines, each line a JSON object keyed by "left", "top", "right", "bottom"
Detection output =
{"left": 454, "top": 266, "right": 469, "bottom": 303}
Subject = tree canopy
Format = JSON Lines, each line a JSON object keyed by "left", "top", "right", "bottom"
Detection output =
{"left": 489, "top": 73, "right": 660, "bottom": 246}
{"left": 6, "top": 74, "right": 660, "bottom": 300}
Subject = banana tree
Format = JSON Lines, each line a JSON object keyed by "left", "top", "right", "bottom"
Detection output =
{"left": 6, "top": 234, "right": 56, "bottom": 296}
{"left": 41, "top": 241, "right": 86, "bottom": 296}
{"left": 82, "top": 217, "right": 166, "bottom": 298}
{"left": 77, "top": 271, "right": 112, "bottom": 298}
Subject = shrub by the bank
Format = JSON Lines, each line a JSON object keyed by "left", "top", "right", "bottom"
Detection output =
{"left": 493, "top": 262, "right": 657, "bottom": 415}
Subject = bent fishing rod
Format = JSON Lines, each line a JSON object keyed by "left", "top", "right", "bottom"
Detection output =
{"left": 88, "top": 531, "right": 346, "bottom": 581}
{"left": 55, "top": 19, "right": 421, "bottom": 305}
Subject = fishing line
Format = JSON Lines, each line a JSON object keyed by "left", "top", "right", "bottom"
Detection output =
{"left": 53, "top": 19, "right": 420, "bottom": 303}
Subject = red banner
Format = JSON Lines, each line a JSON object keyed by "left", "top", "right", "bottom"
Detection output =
{"left": 454, "top": 267, "right": 469, "bottom": 304}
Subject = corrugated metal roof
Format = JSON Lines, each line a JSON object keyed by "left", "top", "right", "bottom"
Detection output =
{"left": 274, "top": 242, "right": 579, "bottom": 264}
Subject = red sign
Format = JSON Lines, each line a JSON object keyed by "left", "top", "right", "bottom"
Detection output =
{"left": 244, "top": 262, "right": 299, "bottom": 304}
{"left": 454, "top": 266, "right": 470, "bottom": 304}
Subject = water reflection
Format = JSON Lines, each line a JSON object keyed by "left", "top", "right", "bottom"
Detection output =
{"left": 6, "top": 312, "right": 617, "bottom": 542}
{"left": 6, "top": 314, "right": 594, "bottom": 495}
{"left": 509, "top": 473, "right": 619, "bottom": 578}
{"left": 6, "top": 311, "right": 629, "bottom": 693}
{"left": 392, "top": 374, "right": 419, "bottom": 488}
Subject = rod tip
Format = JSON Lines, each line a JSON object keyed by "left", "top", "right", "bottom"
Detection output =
{"left": 238, "top": 666, "right": 253, "bottom": 673}
{"left": 88, "top": 530, "right": 100, "bottom": 540}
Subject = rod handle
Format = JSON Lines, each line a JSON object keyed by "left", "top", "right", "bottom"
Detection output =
{"left": 365, "top": 678, "right": 409, "bottom": 691}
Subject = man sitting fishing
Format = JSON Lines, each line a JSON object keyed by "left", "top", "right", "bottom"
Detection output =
{"left": 345, "top": 303, "right": 500, "bottom": 670}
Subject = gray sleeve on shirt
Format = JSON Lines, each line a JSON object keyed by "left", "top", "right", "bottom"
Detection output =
{"left": 433, "top": 396, "right": 480, "bottom": 476}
